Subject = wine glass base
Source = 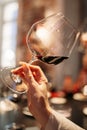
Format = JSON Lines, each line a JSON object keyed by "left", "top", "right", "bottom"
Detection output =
{"left": 0, "top": 67, "right": 27, "bottom": 94}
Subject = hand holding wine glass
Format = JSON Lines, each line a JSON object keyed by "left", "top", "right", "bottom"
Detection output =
{"left": 12, "top": 62, "right": 51, "bottom": 128}
{"left": 0, "top": 12, "right": 79, "bottom": 94}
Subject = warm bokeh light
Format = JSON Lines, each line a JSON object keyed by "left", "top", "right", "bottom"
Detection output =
{"left": 81, "top": 33, "right": 87, "bottom": 41}
{"left": 83, "top": 85, "right": 87, "bottom": 96}
{"left": 80, "top": 32, "right": 87, "bottom": 48}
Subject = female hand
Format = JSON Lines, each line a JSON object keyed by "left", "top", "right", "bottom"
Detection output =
{"left": 12, "top": 62, "right": 51, "bottom": 128}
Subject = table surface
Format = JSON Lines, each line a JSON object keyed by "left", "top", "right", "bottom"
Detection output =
{"left": 0, "top": 96, "right": 87, "bottom": 130}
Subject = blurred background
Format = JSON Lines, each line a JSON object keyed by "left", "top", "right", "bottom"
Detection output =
{"left": 0, "top": 0, "right": 87, "bottom": 130}
{"left": 0, "top": 0, "right": 87, "bottom": 89}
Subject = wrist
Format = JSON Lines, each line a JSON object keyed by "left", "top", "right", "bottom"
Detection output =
{"left": 40, "top": 104, "right": 52, "bottom": 128}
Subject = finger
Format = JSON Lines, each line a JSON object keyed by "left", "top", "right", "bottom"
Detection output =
{"left": 20, "top": 62, "right": 48, "bottom": 83}
{"left": 19, "top": 61, "right": 29, "bottom": 67}
{"left": 19, "top": 62, "right": 37, "bottom": 85}
{"left": 11, "top": 61, "right": 28, "bottom": 74}
{"left": 12, "top": 62, "right": 35, "bottom": 84}
{"left": 11, "top": 66, "right": 23, "bottom": 75}
{"left": 30, "top": 65, "right": 48, "bottom": 83}
{"left": 19, "top": 62, "right": 47, "bottom": 82}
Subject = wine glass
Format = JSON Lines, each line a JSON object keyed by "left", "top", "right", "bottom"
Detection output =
{"left": 0, "top": 12, "right": 79, "bottom": 94}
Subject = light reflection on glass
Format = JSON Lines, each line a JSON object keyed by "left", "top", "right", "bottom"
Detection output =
{"left": 36, "top": 25, "right": 51, "bottom": 47}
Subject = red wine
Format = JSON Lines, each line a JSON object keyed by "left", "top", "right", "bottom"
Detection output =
{"left": 37, "top": 55, "right": 68, "bottom": 65}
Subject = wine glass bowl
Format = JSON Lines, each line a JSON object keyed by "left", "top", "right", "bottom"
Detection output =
{"left": 26, "top": 12, "right": 78, "bottom": 65}
{"left": 0, "top": 12, "right": 79, "bottom": 94}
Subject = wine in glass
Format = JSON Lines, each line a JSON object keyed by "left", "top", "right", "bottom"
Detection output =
{"left": 0, "top": 12, "right": 79, "bottom": 94}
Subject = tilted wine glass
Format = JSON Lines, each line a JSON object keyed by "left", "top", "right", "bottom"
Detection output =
{"left": 0, "top": 12, "right": 79, "bottom": 94}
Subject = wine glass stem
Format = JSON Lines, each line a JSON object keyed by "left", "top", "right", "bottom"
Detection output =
{"left": 28, "top": 54, "right": 38, "bottom": 64}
